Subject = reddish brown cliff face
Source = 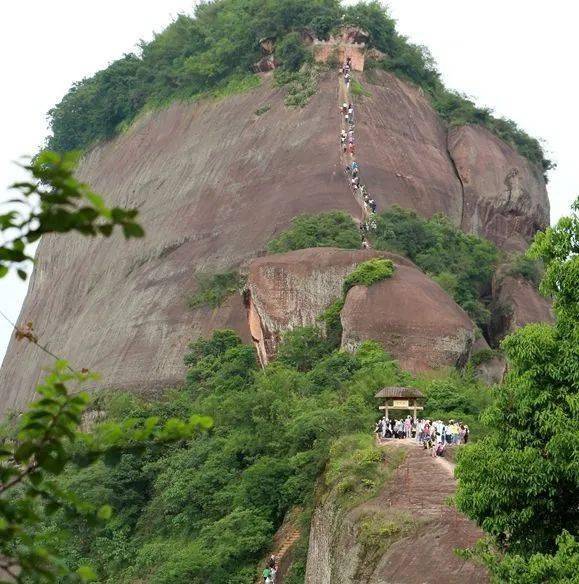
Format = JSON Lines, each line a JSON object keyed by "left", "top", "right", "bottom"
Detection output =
{"left": 491, "top": 275, "right": 554, "bottom": 344}
{"left": 247, "top": 248, "right": 475, "bottom": 372}
{"left": 0, "top": 71, "right": 550, "bottom": 412}
{"left": 340, "top": 264, "right": 475, "bottom": 371}
{"left": 448, "top": 125, "right": 550, "bottom": 251}
{"left": 356, "top": 71, "right": 464, "bottom": 225}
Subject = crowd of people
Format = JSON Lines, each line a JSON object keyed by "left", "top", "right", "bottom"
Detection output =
{"left": 339, "top": 57, "right": 378, "bottom": 248}
{"left": 261, "top": 555, "right": 278, "bottom": 583}
{"left": 374, "top": 416, "right": 470, "bottom": 457}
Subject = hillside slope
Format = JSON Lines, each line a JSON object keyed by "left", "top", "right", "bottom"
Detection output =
{"left": 305, "top": 442, "right": 487, "bottom": 584}
{"left": 0, "top": 71, "right": 549, "bottom": 412}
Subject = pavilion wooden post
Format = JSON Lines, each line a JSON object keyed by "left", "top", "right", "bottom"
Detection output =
{"left": 375, "top": 387, "right": 425, "bottom": 423}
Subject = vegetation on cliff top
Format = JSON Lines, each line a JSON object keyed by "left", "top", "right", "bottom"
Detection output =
{"left": 267, "top": 210, "right": 361, "bottom": 253}
{"left": 342, "top": 258, "right": 395, "bottom": 295}
{"left": 370, "top": 206, "right": 499, "bottom": 330}
{"left": 269, "top": 207, "right": 499, "bottom": 332}
{"left": 45, "top": 0, "right": 552, "bottom": 173}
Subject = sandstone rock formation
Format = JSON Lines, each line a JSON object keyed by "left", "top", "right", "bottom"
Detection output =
{"left": 0, "top": 71, "right": 550, "bottom": 412}
{"left": 0, "top": 75, "right": 357, "bottom": 413}
{"left": 356, "top": 71, "right": 464, "bottom": 224}
{"left": 448, "top": 125, "right": 550, "bottom": 251}
{"left": 340, "top": 264, "right": 475, "bottom": 372}
{"left": 247, "top": 247, "right": 475, "bottom": 372}
{"left": 490, "top": 275, "right": 554, "bottom": 343}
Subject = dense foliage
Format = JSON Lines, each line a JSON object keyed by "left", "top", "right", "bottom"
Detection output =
{"left": 455, "top": 199, "right": 579, "bottom": 577}
{"left": 45, "top": 0, "right": 551, "bottom": 175}
{"left": 342, "top": 258, "right": 395, "bottom": 295}
{"left": 267, "top": 211, "right": 361, "bottom": 253}
{"left": 415, "top": 370, "right": 493, "bottom": 439}
{"left": 39, "top": 331, "right": 409, "bottom": 582}
{"left": 0, "top": 155, "right": 209, "bottom": 582}
{"left": 187, "top": 271, "right": 246, "bottom": 309}
{"left": 369, "top": 206, "right": 499, "bottom": 329}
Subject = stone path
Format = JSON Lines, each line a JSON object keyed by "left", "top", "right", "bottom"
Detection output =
{"left": 360, "top": 441, "right": 488, "bottom": 583}
{"left": 338, "top": 70, "right": 374, "bottom": 248}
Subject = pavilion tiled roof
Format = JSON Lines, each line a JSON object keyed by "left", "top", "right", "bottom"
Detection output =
{"left": 374, "top": 387, "right": 425, "bottom": 399}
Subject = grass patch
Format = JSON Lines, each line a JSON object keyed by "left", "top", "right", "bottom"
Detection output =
{"left": 255, "top": 104, "right": 271, "bottom": 116}
{"left": 350, "top": 77, "right": 372, "bottom": 97}
{"left": 275, "top": 66, "right": 320, "bottom": 108}
{"left": 355, "top": 511, "right": 418, "bottom": 580}
{"left": 343, "top": 258, "right": 395, "bottom": 295}
{"left": 187, "top": 271, "right": 246, "bottom": 309}
{"left": 325, "top": 434, "right": 405, "bottom": 507}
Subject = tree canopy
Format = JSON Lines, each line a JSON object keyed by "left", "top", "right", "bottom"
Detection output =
{"left": 455, "top": 198, "right": 579, "bottom": 576}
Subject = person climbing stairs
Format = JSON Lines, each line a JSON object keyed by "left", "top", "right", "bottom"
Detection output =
{"left": 338, "top": 61, "right": 375, "bottom": 248}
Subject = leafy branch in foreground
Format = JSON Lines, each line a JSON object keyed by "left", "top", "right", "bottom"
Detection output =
{"left": 0, "top": 361, "right": 212, "bottom": 583}
{"left": 0, "top": 150, "right": 144, "bottom": 280}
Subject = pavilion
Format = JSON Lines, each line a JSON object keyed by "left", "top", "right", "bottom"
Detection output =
{"left": 375, "top": 387, "right": 425, "bottom": 419}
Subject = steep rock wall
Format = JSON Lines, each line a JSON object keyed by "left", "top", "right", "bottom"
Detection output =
{"left": 0, "top": 70, "right": 549, "bottom": 411}
{"left": 448, "top": 125, "right": 550, "bottom": 251}
{"left": 356, "top": 71, "right": 464, "bottom": 225}
{"left": 246, "top": 248, "right": 474, "bottom": 372}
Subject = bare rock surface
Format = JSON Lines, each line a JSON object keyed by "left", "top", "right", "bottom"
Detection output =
{"left": 0, "top": 74, "right": 357, "bottom": 412}
{"left": 491, "top": 275, "right": 554, "bottom": 343}
{"left": 305, "top": 443, "right": 488, "bottom": 584}
{"left": 340, "top": 264, "right": 475, "bottom": 372}
{"left": 247, "top": 247, "right": 404, "bottom": 363}
{"left": 356, "top": 71, "right": 464, "bottom": 225}
{"left": 448, "top": 125, "right": 549, "bottom": 251}
{"left": 247, "top": 247, "right": 474, "bottom": 372}
{"left": 0, "top": 71, "right": 550, "bottom": 412}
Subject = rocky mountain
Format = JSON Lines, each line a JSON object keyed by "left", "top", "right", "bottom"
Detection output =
{"left": 0, "top": 68, "right": 550, "bottom": 413}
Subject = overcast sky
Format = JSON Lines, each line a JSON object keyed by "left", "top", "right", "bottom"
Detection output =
{"left": 1, "top": 1, "right": 577, "bottom": 363}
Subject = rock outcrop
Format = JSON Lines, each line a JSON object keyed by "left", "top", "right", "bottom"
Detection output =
{"left": 448, "top": 125, "right": 550, "bottom": 251}
{"left": 490, "top": 275, "right": 554, "bottom": 343}
{"left": 0, "top": 70, "right": 550, "bottom": 412}
{"left": 340, "top": 264, "right": 475, "bottom": 372}
{"left": 305, "top": 444, "right": 488, "bottom": 584}
{"left": 247, "top": 248, "right": 475, "bottom": 372}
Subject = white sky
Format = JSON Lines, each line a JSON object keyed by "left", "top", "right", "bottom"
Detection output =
{"left": 1, "top": 1, "right": 577, "bottom": 363}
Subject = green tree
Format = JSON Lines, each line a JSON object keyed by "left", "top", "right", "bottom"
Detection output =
{"left": 455, "top": 198, "right": 579, "bottom": 576}
{"left": 267, "top": 211, "right": 362, "bottom": 253}
{"left": 0, "top": 151, "right": 143, "bottom": 280}
{"left": 0, "top": 154, "right": 211, "bottom": 582}
{"left": 276, "top": 32, "right": 307, "bottom": 71}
